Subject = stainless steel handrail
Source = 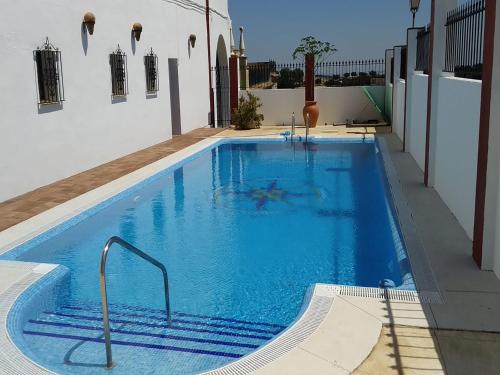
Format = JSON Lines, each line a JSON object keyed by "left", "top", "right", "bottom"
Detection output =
{"left": 99, "top": 236, "right": 171, "bottom": 369}
{"left": 291, "top": 112, "right": 296, "bottom": 142}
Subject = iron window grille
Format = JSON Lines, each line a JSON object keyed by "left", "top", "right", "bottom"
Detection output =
{"left": 110, "top": 45, "right": 128, "bottom": 96}
{"left": 144, "top": 48, "right": 159, "bottom": 94}
{"left": 34, "top": 38, "right": 64, "bottom": 105}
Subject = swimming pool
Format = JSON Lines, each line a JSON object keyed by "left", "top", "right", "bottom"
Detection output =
{"left": 1, "top": 138, "right": 413, "bottom": 374}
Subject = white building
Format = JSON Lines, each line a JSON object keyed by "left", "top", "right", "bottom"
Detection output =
{"left": 0, "top": 0, "right": 232, "bottom": 202}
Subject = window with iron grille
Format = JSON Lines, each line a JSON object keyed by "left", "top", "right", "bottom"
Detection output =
{"left": 34, "top": 38, "right": 64, "bottom": 105}
{"left": 110, "top": 46, "right": 128, "bottom": 96}
{"left": 144, "top": 49, "right": 159, "bottom": 94}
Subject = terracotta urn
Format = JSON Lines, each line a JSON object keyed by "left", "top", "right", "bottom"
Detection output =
{"left": 303, "top": 101, "right": 319, "bottom": 128}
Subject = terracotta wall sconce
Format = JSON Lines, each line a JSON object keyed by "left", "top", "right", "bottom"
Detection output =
{"left": 189, "top": 34, "right": 197, "bottom": 48}
{"left": 83, "top": 12, "right": 96, "bottom": 35}
{"left": 132, "top": 23, "right": 143, "bottom": 41}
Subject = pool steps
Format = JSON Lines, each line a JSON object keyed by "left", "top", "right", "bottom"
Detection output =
{"left": 23, "top": 302, "right": 285, "bottom": 360}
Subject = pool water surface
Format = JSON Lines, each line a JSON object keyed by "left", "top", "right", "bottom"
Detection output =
{"left": 2, "top": 139, "right": 413, "bottom": 374}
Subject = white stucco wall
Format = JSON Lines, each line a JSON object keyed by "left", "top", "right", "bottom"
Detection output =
{"left": 406, "top": 73, "right": 428, "bottom": 171}
{"left": 0, "top": 0, "right": 231, "bottom": 202}
{"left": 434, "top": 76, "right": 482, "bottom": 239}
{"left": 393, "top": 79, "right": 406, "bottom": 143}
{"left": 244, "top": 86, "right": 385, "bottom": 126}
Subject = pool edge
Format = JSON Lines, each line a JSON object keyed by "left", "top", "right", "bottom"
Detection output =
{"left": 0, "top": 263, "right": 60, "bottom": 374}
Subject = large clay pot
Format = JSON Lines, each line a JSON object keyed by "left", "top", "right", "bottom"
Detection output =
{"left": 303, "top": 101, "right": 319, "bottom": 128}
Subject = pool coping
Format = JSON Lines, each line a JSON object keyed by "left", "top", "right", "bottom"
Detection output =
{"left": 0, "top": 134, "right": 438, "bottom": 374}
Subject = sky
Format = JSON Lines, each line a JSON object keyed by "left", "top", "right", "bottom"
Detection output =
{"left": 228, "top": 0, "right": 432, "bottom": 63}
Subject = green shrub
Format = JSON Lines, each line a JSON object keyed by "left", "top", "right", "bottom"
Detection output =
{"left": 232, "top": 93, "right": 264, "bottom": 130}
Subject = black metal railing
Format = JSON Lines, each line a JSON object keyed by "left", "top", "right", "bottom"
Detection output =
{"left": 248, "top": 61, "right": 277, "bottom": 88}
{"left": 247, "top": 59, "right": 385, "bottom": 89}
{"left": 315, "top": 60, "right": 385, "bottom": 86}
{"left": 444, "top": 0, "right": 486, "bottom": 80}
{"left": 34, "top": 38, "right": 65, "bottom": 105}
{"left": 416, "top": 26, "right": 431, "bottom": 73}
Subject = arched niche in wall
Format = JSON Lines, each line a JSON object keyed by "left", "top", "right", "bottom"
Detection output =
{"left": 214, "top": 35, "right": 230, "bottom": 128}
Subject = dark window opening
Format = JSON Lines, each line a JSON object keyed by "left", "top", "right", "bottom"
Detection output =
{"left": 110, "top": 46, "right": 128, "bottom": 96}
{"left": 390, "top": 57, "right": 394, "bottom": 84}
{"left": 400, "top": 47, "right": 408, "bottom": 80}
{"left": 34, "top": 38, "right": 64, "bottom": 105}
{"left": 144, "top": 49, "right": 159, "bottom": 94}
{"left": 416, "top": 26, "right": 431, "bottom": 74}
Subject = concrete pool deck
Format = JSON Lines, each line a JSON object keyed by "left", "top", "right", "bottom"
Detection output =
{"left": 1, "top": 125, "right": 500, "bottom": 374}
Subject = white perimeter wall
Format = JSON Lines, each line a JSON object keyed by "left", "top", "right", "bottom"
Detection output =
{"left": 433, "top": 77, "right": 481, "bottom": 238}
{"left": 393, "top": 79, "right": 406, "bottom": 142}
{"left": 0, "top": 0, "right": 230, "bottom": 202}
{"left": 243, "top": 86, "right": 385, "bottom": 126}
{"left": 406, "top": 73, "right": 428, "bottom": 171}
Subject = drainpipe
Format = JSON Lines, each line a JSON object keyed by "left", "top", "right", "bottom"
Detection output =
{"left": 206, "top": 0, "right": 215, "bottom": 127}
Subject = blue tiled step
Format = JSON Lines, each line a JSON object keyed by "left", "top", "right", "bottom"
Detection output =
{"left": 28, "top": 319, "right": 260, "bottom": 349}
{"left": 23, "top": 302, "right": 286, "bottom": 360}
{"left": 59, "top": 306, "right": 281, "bottom": 335}
{"left": 42, "top": 312, "right": 273, "bottom": 340}
{"left": 23, "top": 330, "right": 243, "bottom": 359}
{"left": 64, "top": 304, "right": 287, "bottom": 330}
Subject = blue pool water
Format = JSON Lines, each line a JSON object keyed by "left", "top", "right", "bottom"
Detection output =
{"left": 3, "top": 139, "right": 412, "bottom": 374}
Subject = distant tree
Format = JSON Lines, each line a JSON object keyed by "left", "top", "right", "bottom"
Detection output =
{"left": 292, "top": 36, "right": 337, "bottom": 62}
{"left": 277, "top": 68, "right": 304, "bottom": 89}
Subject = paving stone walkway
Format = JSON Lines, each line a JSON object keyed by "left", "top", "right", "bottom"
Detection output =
{"left": 0, "top": 128, "right": 223, "bottom": 232}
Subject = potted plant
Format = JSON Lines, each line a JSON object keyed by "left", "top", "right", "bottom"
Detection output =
{"left": 293, "top": 36, "right": 337, "bottom": 128}
{"left": 232, "top": 92, "right": 264, "bottom": 130}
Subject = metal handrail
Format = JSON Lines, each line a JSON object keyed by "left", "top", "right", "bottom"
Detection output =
{"left": 99, "top": 236, "right": 171, "bottom": 369}
{"left": 291, "top": 112, "right": 296, "bottom": 142}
